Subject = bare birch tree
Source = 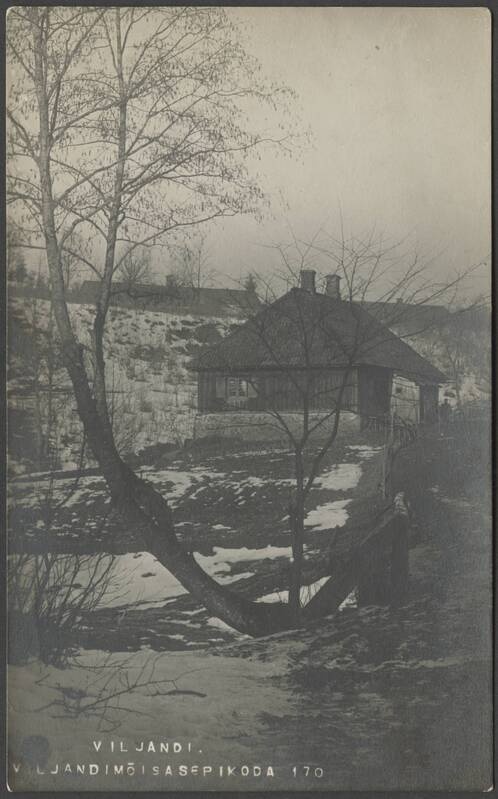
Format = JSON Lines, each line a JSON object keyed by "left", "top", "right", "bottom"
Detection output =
{"left": 7, "top": 6, "right": 295, "bottom": 636}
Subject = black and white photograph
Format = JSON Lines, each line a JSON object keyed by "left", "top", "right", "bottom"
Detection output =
{"left": 5, "top": 5, "right": 493, "bottom": 792}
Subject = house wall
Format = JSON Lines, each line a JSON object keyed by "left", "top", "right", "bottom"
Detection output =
{"left": 420, "top": 384, "right": 439, "bottom": 422}
{"left": 197, "top": 368, "right": 359, "bottom": 414}
{"left": 199, "top": 367, "right": 437, "bottom": 427}
{"left": 357, "top": 366, "right": 392, "bottom": 418}
{"left": 391, "top": 375, "right": 420, "bottom": 423}
{"left": 194, "top": 410, "right": 361, "bottom": 443}
{"left": 356, "top": 367, "right": 439, "bottom": 425}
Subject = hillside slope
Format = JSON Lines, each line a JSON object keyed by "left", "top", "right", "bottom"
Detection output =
{"left": 8, "top": 297, "right": 239, "bottom": 470}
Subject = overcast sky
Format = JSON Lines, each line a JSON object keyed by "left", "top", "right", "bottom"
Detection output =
{"left": 203, "top": 7, "right": 490, "bottom": 297}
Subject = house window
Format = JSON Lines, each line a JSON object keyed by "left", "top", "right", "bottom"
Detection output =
{"left": 228, "top": 378, "right": 247, "bottom": 398}
{"left": 213, "top": 375, "right": 258, "bottom": 409}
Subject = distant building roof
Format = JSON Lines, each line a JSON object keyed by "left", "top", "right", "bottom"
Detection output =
{"left": 77, "top": 281, "right": 261, "bottom": 317}
{"left": 192, "top": 287, "right": 446, "bottom": 384}
{"left": 362, "top": 300, "right": 452, "bottom": 334}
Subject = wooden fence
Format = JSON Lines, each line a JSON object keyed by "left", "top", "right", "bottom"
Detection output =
{"left": 362, "top": 413, "right": 418, "bottom": 446}
{"left": 303, "top": 494, "right": 411, "bottom": 619}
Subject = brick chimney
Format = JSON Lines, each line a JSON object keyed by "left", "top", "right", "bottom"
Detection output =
{"left": 300, "top": 269, "right": 316, "bottom": 293}
{"left": 325, "top": 274, "right": 341, "bottom": 299}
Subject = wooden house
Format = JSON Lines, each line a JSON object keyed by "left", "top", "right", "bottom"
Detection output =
{"left": 191, "top": 270, "right": 445, "bottom": 437}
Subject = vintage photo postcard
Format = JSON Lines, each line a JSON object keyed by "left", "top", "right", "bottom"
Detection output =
{"left": 5, "top": 5, "right": 492, "bottom": 792}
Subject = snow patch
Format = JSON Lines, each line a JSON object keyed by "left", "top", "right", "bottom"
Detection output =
{"left": 257, "top": 576, "right": 329, "bottom": 606}
{"left": 339, "top": 589, "right": 358, "bottom": 610}
{"left": 12, "top": 548, "right": 259, "bottom": 613}
{"left": 196, "top": 545, "right": 293, "bottom": 569}
{"left": 97, "top": 553, "right": 187, "bottom": 608}
{"left": 347, "top": 445, "right": 383, "bottom": 460}
{"left": 305, "top": 499, "right": 352, "bottom": 531}
{"left": 104, "top": 550, "right": 258, "bottom": 608}
{"left": 206, "top": 616, "right": 249, "bottom": 637}
{"left": 315, "top": 463, "right": 362, "bottom": 491}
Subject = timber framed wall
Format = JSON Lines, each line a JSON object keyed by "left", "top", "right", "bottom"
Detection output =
{"left": 197, "top": 368, "right": 359, "bottom": 414}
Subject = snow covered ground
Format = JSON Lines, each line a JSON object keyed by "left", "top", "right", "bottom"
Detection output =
{"left": 8, "top": 644, "right": 297, "bottom": 790}
{"left": 9, "top": 439, "right": 386, "bottom": 649}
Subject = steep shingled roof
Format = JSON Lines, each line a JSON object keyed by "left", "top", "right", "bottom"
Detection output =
{"left": 192, "top": 288, "right": 446, "bottom": 384}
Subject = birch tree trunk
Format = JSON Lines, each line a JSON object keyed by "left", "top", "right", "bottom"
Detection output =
{"left": 28, "top": 8, "right": 291, "bottom": 638}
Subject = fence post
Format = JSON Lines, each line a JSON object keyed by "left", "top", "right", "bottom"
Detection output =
{"left": 358, "top": 542, "right": 391, "bottom": 606}
{"left": 390, "top": 507, "right": 410, "bottom": 605}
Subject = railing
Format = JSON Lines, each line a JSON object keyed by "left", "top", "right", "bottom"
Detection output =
{"left": 362, "top": 413, "right": 418, "bottom": 445}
